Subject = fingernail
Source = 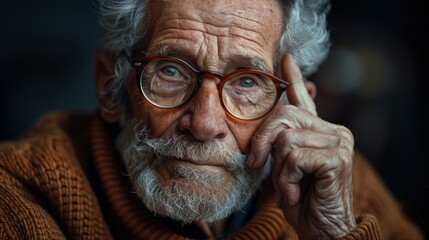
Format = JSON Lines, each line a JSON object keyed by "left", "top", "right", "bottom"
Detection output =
{"left": 246, "top": 153, "right": 254, "bottom": 168}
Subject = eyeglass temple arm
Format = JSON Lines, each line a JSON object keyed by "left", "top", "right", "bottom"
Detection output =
{"left": 120, "top": 51, "right": 143, "bottom": 68}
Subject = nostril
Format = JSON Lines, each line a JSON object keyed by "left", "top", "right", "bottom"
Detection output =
{"left": 189, "top": 119, "right": 222, "bottom": 141}
{"left": 178, "top": 114, "right": 192, "bottom": 132}
{"left": 177, "top": 108, "right": 228, "bottom": 142}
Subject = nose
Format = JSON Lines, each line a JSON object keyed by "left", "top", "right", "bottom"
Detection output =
{"left": 178, "top": 77, "right": 228, "bottom": 142}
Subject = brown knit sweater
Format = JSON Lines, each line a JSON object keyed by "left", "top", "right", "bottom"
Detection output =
{"left": 0, "top": 112, "right": 424, "bottom": 239}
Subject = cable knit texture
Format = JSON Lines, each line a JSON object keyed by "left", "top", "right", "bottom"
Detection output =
{"left": 0, "top": 112, "right": 424, "bottom": 239}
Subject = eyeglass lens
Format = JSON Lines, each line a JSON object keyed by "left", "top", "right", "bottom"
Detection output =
{"left": 139, "top": 59, "right": 278, "bottom": 120}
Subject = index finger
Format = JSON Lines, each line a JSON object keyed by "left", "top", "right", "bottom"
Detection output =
{"left": 281, "top": 54, "right": 317, "bottom": 115}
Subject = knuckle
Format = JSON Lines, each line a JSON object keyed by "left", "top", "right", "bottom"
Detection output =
{"left": 278, "top": 129, "right": 295, "bottom": 145}
{"left": 286, "top": 149, "right": 301, "bottom": 167}
{"left": 252, "top": 131, "right": 269, "bottom": 144}
{"left": 337, "top": 135, "right": 350, "bottom": 150}
{"left": 338, "top": 125, "right": 354, "bottom": 140}
{"left": 283, "top": 104, "right": 297, "bottom": 112}
{"left": 302, "top": 101, "right": 317, "bottom": 115}
{"left": 276, "top": 104, "right": 297, "bottom": 116}
{"left": 335, "top": 147, "right": 353, "bottom": 168}
{"left": 335, "top": 125, "right": 355, "bottom": 148}
{"left": 324, "top": 168, "right": 337, "bottom": 181}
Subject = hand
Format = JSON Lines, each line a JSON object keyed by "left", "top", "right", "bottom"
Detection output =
{"left": 246, "top": 55, "right": 357, "bottom": 239}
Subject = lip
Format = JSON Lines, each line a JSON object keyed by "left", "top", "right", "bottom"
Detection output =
{"left": 171, "top": 157, "right": 225, "bottom": 167}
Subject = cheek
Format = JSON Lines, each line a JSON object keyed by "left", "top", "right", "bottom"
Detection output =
{"left": 146, "top": 109, "right": 182, "bottom": 138}
{"left": 228, "top": 119, "right": 265, "bottom": 154}
{"left": 126, "top": 79, "right": 182, "bottom": 138}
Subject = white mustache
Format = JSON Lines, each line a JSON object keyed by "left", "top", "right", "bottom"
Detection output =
{"left": 137, "top": 129, "right": 247, "bottom": 172}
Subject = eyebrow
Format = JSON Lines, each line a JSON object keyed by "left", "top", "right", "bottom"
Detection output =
{"left": 230, "top": 55, "right": 270, "bottom": 73}
{"left": 144, "top": 44, "right": 272, "bottom": 73}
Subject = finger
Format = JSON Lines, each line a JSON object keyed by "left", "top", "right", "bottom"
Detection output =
{"left": 247, "top": 106, "right": 354, "bottom": 168}
{"left": 275, "top": 148, "right": 305, "bottom": 206}
{"left": 276, "top": 147, "right": 341, "bottom": 206}
{"left": 281, "top": 54, "right": 317, "bottom": 115}
{"left": 271, "top": 128, "right": 343, "bottom": 177}
{"left": 276, "top": 147, "right": 355, "bottom": 238}
{"left": 277, "top": 128, "right": 345, "bottom": 152}
{"left": 273, "top": 106, "right": 354, "bottom": 149}
{"left": 277, "top": 147, "right": 352, "bottom": 201}
{"left": 246, "top": 118, "right": 288, "bottom": 169}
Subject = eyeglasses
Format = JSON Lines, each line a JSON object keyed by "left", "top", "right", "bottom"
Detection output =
{"left": 125, "top": 55, "right": 289, "bottom": 120}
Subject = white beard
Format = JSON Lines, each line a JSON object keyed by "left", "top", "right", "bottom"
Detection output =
{"left": 116, "top": 119, "right": 271, "bottom": 223}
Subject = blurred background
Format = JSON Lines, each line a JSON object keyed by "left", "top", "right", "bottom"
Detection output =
{"left": 0, "top": 0, "right": 428, "bottom": 236}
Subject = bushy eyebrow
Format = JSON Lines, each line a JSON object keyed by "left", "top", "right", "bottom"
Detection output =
{"left": 144, "top": 44, "right": 271, "bottom": 73}
{"left": 230, "top": 55, "right": 270, "bottom": 73}
{"left": 140, "top": 44, "right": 174, "bottom": 56}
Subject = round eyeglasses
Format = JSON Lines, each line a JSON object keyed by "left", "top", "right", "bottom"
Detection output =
{"left": 126, "top": 55, "right": 289, "bottom": 120}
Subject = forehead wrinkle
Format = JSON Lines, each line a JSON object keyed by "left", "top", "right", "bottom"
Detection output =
{"left": 144, "top": 44, "right": 270, "bottom": 74}
{"left": 149, "top": 29, "right": 271, "bottom": 67}
{"left": 146, "top": 1, "right": 283, "bottom": 72}
{"left": 147, "top": 33, "right": 271, "bottom": 72}
{"left": 218, "top": 17, "right": 271, "bottom": 52}
{"left": 150, "top": 0, "right": 283, "bottom": 45}
{"left": 159, "top": 16, "right": 272, "bottom": 48}
{"left": 208, "top": 11, "right": 270, "bottom": 45}
{"left": 157, "top": 9, "right": 274, "bottom": 47}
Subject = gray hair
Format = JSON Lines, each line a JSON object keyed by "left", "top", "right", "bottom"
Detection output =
{"left": 96, "top": 0, "right": 331, "bottom": 109}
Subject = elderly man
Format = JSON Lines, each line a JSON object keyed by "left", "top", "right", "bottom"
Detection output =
{"left": 0, "top": 0, "right": 423, "bottom": 239}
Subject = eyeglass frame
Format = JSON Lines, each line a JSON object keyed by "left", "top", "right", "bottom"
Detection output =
{"left": 123, "top": 53, "right": 290, "bottom": 121}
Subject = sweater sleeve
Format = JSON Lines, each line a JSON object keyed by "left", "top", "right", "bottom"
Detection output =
{"left": 340, "top": 214, "right": 382, "bottom": 240}
{"left": 0, "top": 112, "right": 113, "bottom": 240}
{"left": 0, "top": 170, "right": 65, "bottom": 239}
{"left": 344, "top": 155, "right": 424, "bottom": 240}
{"left": 0, "top": 160, "right": 66, "bottom": 239}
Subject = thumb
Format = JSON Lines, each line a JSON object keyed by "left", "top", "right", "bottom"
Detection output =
{"left": 281, "top": 54, "right": 317, "bottom": 115}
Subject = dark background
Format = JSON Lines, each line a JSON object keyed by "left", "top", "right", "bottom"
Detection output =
{"left": 1, "top": 0, "right": 428, "bottom": 237}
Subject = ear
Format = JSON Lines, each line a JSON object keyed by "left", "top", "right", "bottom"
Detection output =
{"left": 94, "top": 49, "right": 121, "bottom": 123}
{"left": 304, "top": 81, "right": 317, "bottom": 99}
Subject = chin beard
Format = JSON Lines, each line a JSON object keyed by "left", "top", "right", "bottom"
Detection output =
{"left": 116, "top": 119, "right": 271, "bottom": 223}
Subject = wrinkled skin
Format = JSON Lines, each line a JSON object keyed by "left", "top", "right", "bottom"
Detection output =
{"left": 97, "top": 0, "right": 357, "bottom": 238}
{"left": 247, "top": 55, "right": 356, "bottom": 239}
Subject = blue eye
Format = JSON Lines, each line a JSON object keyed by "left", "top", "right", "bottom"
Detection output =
{"left": 239, "top": 78, "right": 255, "bottom": 88}
{"left": 160, "top": 66, "right": 180, "bottom": 77}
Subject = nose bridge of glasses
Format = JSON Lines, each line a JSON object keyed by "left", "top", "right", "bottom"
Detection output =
{"left": 196, "top": 70, "right": 224, "bottom": 85}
